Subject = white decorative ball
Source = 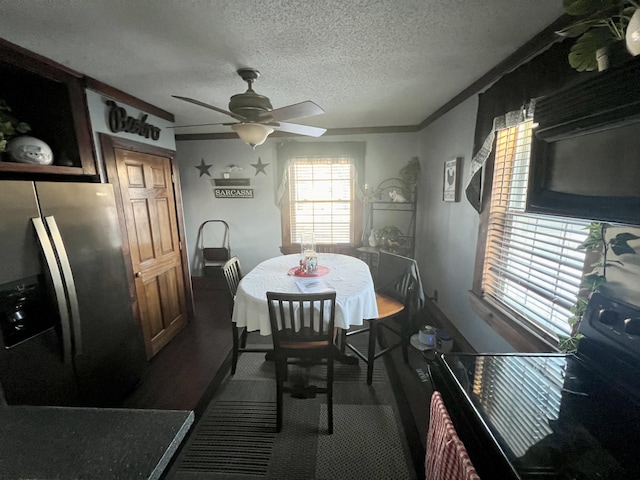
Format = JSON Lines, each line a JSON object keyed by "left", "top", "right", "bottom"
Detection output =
{"left": 7, "top": 136, "right": 54, "bottom": 165}
{"left": 626, "top": 9, "right": 640, "bottom": 57}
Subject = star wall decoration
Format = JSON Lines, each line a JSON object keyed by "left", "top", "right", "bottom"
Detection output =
{"left": 195, "top": 158, "right": 212, "bottom": 177}
{"left": 251, "top": 157, "right": 269, "bottom": 176}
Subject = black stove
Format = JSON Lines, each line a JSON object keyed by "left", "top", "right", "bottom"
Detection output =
{"left": 428, "top": 293, "right": 640, "bottom": 479}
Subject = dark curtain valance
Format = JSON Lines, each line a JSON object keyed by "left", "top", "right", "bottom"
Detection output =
{"left": 465, "top": 39, "right": 585, "bottom": 212}
{"left": 276, "top": 141, "right": 366, "bottom": 205}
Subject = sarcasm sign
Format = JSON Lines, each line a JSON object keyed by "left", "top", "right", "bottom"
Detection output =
{"left": 214, "top": 188, "right": 254, "bottom": 199}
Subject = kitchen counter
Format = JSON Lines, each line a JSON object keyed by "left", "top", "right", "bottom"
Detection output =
{"left": 0, "top": 405, "right": 194, "bottom": 479}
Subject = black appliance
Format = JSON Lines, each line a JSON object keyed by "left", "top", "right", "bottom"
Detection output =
{"left": 0, "top": 181, "right": 146, "bottom": 407}
{"left": 527, "top": 56, "right": 640, "bottom": 225}
{"left": 429, "top": 292, "right": 640, "bottom": 479}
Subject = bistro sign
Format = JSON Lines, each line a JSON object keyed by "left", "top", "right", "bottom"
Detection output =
{"left": 106, "top": 100, "right": 161, "bottom": 140}
{"left": 214, "top": 188, "right": 254, "bottom": 199}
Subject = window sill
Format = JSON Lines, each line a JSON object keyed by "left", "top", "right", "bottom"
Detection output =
{"left": 280, "top": 244, "right": 359, "bottom": 256}
{"left": 467, "top": 290, "right": 559, "bottom": 353}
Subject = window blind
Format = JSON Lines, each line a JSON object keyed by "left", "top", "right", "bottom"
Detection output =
{"left": 288, "top": 158, "right": 354, "bottom": 244}
{"left": 472, "top": 355, "right": 565, "bottom": 458}
{"left": 482, "top": 121, "right": 589, "bottom": 338}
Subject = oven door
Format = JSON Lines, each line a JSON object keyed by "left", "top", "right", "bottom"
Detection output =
{"left": 428, "top": 353, "right": 522, "bottom": 479}
{"left": 429, "top": 351, "right": 640, "bottom": 480}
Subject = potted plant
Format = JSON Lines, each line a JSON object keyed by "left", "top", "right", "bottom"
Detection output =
{"left": 559, "top": 222, "right": 639, "bottom": 351}
{"left": 0, "top": 99, "right": 31, "bottom": 153}
{"left": 556, "top": 0, "right": 638, "bottom": 71}
{"left": 399, "top": 157, "right": 420, "bottom": 200}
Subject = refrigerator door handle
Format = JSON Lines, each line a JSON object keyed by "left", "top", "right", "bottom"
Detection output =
{"left": 44, "top": 215, "right": 83, "bottom": 357}
{"left": 32, "top": 216, "right": 73, "bottom": 364}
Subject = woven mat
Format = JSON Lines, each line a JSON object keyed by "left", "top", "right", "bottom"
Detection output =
{"left": 168, "top": 345, "right": 417, "bottom": 480}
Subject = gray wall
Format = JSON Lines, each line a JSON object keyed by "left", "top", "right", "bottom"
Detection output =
{"left": 174, "top": 118, "right": 514, "bottom": 352}
{"left": 175, "top": 132, "right": 418, "bottom": 274}
{"left": 414, "top": 96, "right": 513, "bottom": 353}
{"left": 174, "top": 100, "right": 640, "bottom": 354}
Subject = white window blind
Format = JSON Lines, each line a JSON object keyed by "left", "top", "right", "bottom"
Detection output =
{"left": 472, "top": 355, "right": 565, "bottom": 458}
{"left": 288, "top": 158, "right": 354, "bottom": 244}
{"left": 482, "top": 121, "right": 589, "bottom": 338}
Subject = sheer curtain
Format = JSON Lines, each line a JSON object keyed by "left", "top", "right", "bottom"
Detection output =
{"left": 275, "top": 141, "right": 366, "bottom": 206}
{"left": 465, "top": 39, "right": 581, "bottom": 213}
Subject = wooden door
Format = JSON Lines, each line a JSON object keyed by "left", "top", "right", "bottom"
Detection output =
{"left": 101, "top": 134, "right": 191, "bottom": 359}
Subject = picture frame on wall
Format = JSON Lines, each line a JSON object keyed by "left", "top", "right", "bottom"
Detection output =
{"left": 443, "top": 157, "right": 461, "bottom": 202}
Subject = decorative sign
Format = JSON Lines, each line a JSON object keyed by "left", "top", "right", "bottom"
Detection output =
{"left": 213, "top": 178, "right": 251, "bottom": 186}
{"left": 443, "top": 157, "right": 461, "bottom": 202}
{"left": 106, "top": 100, "right": 161, "bottom": 140}
{"left": 214, "top": 188, "right": 254, "bottom": 199}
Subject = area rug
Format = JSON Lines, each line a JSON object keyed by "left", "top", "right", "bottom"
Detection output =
{"left": 167, "top": 340, "right": 418, "bottom": 480}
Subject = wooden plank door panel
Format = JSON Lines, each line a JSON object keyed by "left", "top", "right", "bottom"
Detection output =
{"left": 115, "top": 148, "right": 187, "bottom": 358}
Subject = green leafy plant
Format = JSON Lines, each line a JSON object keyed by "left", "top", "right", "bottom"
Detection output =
{"left": 556, "top": 0, "right": 638, "bottom": 71}
{"left": 377, "top": 225, "right": 403, "bottom": 253}
{"left": 559, "top": 222, "right": 639, "bottom": 351}
{"left": 0, "top": 99, "right": 31, "bottom": 152}
{"left": 399, "top": 157, "right": 420, "bottom": 199}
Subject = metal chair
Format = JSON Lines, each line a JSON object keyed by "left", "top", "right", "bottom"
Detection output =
{"left": 266, "top": 291, "right": 337, "bottom": 434}
{"left": 195, "top": 220, "right": 230, "bottom": 279}
{"left": 222, "top": 256, "right": 269, "bottom": 374}
{"left": 342, "top": 251, "right": 421, "bottom": 385}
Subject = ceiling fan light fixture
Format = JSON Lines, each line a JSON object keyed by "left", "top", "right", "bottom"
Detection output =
{"left": 231, "top": 123, "right": 274, "bottom": 149}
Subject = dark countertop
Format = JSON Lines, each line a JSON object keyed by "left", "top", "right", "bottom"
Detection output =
{"left": 0, "top": 405, "right": 194, "bottom": 479}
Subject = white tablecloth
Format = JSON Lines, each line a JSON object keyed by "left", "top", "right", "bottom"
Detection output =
{"left": 232, "top": 254, "right": 379, "bottom": 335}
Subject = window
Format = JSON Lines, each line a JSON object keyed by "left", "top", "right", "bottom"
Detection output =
{"left": 473, "top": 120, "right": 589, "bottom": 348}
{"left": 277, "top": 142, "right": 365, "bottom": 253}
{"left": 287, "top": 158, "right": 354, "bottom": 244}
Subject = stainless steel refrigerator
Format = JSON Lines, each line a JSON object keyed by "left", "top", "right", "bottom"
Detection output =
{"left": 0, "top": 181, "right": 147, "bottom": 406}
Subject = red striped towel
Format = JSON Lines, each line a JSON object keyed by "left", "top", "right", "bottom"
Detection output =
{"left": 425, "top": 391, "right": 480, "bottom": 480}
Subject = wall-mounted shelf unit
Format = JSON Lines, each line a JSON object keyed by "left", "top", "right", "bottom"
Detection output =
{"left": 358, "top": 178, "right": 416, "bottom": 267}
{"left": 0, "top": 38, "right": 97, "bottom": 178}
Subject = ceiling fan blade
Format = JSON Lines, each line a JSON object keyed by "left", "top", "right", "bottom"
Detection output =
{"left": 275, "top": 122, "right": 327, "bottom": 137}
{"left": 260, "top": 101, "right": 324, "bottom": 122}
{"left": 169, "top": 121, "right": 238, "bottom": 129}
{"left": 172, "top": 95, "right": 247, "bottom": 122}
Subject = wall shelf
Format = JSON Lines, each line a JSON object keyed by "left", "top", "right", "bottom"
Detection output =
{"left": 359, "top": 178, "right": 417, "bottom": 267}
{"left": 0, "top": 38, "right": 97, "bottom": 179}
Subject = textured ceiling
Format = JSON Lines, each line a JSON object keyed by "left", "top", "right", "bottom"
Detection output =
{"left": 0, "top": 0, "right": 564, "bottom": 135}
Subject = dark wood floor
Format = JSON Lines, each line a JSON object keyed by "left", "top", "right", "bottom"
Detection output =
{"left": 121, "top": 276, "right": 232, "bottom": 411}
{"left": 121, "top": 273, "right": 434, "bottom": 458}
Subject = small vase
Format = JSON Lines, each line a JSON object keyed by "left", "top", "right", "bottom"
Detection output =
{"left": 368, "top": 229, "right": 378, "bottom": 247}
{"left": 626, "top": 9, "right": 640, "bottom": 56}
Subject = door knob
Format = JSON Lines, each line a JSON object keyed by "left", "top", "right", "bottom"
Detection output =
{"left": 135, "top": 272, "right": 142, "bottom": 278}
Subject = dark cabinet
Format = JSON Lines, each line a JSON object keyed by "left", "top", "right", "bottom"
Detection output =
{"left": 0, "top": 38, "right": 97, "bottom": 177}
{"left": 528, "top": 56, "right": 640, "bottom": 225}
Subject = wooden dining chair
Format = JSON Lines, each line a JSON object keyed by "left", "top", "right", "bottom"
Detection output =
{"left": 266, "top": 291, "right": 337, "bottom": 434}
{"left": 222, "top": 256, "right": 270, "bottom": 374}
{"left": 342, "top": 251, "right": 421, "bottom": 385}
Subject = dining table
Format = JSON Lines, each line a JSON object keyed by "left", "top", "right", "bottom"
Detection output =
{"left": 232, "top": 253, "right": 379, "bottom": 336}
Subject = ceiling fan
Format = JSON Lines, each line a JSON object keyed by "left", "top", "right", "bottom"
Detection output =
{"left": 172, "top": 68, "right": 326, "bottom": 148}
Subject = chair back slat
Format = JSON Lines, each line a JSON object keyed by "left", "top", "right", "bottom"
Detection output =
{"left": 375, "top": 251, "right": 424, "bottom": 315}
{"left": 222, "top": 256, "right": 242, "bottom": 308}
{"left": 267, "top": 291, "right": 336, "bottom": 349}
